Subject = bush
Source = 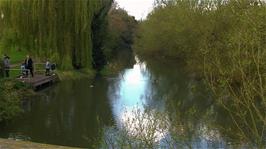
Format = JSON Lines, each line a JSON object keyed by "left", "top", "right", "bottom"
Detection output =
{"left": 134, "top": 0, "right": 266, "bottom": 146}
{"left": 0, "top": 79, "right": 32, "bottom": 122}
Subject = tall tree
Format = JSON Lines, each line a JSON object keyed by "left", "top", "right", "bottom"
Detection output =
{"left": 0, "top": 0, "right": 112, "bottom": 70}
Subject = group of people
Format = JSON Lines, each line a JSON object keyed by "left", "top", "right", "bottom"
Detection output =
{"left": 20, "top": 56, "right": 55, "bottom": 78}
{"left": 0, "top": 54, "right": 34, "bottom": 78}
{"left": 0, "top": 54, "right": 55, "bottom": 78}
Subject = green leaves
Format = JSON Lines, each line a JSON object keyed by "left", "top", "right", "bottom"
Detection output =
{"left": 0, "top": 0, "right": 112, "bottom": 70}
{"left": 134, "top": 0, "right": 266, "bottom": 146}
{"left": 0, "top": 79, "right": 29, "bottom": 122}
{"left": 103, "top": 8, "right": 137, "bottom": 61}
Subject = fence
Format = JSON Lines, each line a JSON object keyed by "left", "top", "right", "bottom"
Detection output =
{"left": 5, "top": 63, "right": 55, "bottom": 79}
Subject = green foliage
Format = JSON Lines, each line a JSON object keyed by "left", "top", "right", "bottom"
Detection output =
{"left": 100, "top": 7, "right": 137, "bottom": 75}
{"left": 100, "top": 109, "right": 170, "bottom": 148}
{"left": 134, "top": 0, "right": 266, "bottom": 146}
{"left": 0, "top": 47, "right": 27, "bottom": 65}
{"left": 56, "top": 69, "right": 95, "bottom": 80}
{"left": 0, "top": 0, "right": 112, "bottom": 70}
{"left": 0, "top": 79, "right": 31, "bottom": 122}
{"left": 134, "top": 0, "right": 211, "bottom": 60}
{"left": 103, "top": 7, "right": 137, "bottom": 61}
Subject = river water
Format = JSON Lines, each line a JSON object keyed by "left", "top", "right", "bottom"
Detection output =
{"left": 0, "top": 57, "right": 261, "bottom": 148}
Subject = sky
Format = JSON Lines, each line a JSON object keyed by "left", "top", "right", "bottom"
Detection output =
{"left": 115, "top": 0, "right": 155, "bottom": 20}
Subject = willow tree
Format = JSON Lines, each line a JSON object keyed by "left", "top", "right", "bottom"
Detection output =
{"left": 0, "top": 0, "right": 112, "bottom": 69}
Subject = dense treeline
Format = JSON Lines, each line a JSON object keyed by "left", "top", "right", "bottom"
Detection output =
{"left": 101, "top": 6, "right": 137, "bottom": 74}
{"left": 134, "top": 0, "right": 265, "bottom": 146}
{"left": 0, "top": 0, "right": 112, "bottom": 69}
{"left": 92, "top": 5, "right": 137, "bottom": 71}
{"left": 103, "top": 7, "right": 137, "bottom": 60}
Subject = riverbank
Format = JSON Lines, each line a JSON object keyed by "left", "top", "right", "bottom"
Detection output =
{"left": 0, "top": 61, "right": 127, "bottom": 123}
{"left": 0, "top": 79, "right": 35, "bottom": 122}
{"left": 56, "top": 69, "right": 96, "bottom": 80}
{"left": 0, "top": 138, "right": 80, "bottom": 149}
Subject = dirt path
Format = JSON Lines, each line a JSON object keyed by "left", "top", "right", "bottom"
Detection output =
{"left": 0, "top": 139, "right": 81, "bottom": 149}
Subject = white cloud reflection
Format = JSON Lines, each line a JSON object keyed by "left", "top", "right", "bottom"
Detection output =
{"left": 108, "top": 57, "right": 169, "bottom": 143}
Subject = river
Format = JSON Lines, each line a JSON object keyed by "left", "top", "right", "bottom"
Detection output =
{"left": 0, "top": 57, "right": 261, "bottom": 148}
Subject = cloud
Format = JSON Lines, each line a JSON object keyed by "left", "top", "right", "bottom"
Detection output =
{"left": 115, "top": 0, "right": 154, "bottom": 20}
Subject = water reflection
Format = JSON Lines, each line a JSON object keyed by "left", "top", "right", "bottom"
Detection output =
{"left": 106, "top": 58, "right": 228, "bottom": 148}
{"left": 0, "top": 56, "right": 263, "bottom": 148}
{"left": 0, "top": 78, "right": 114, "bottom": 148}
{"left": 106, "top": 57, "right": 258, "bottom": 148}
{"left": 108, "top": 57, "right": 169, "bottom": 142}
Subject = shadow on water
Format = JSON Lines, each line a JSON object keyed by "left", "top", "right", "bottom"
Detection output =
{"left": 0, "top": 78, "right": 114, "bottom": 148}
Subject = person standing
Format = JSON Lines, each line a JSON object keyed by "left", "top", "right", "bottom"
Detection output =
{"left": 20, "top": 63, "right": 26, "bottom": 78}
{"left": 45, "top": 59, "right": 51, "bottom": 76}
{"left": 3, "top": 54, "right": 10, "bottom": 77}
{"left": 25, "top": 55, "right": 34, "bottom": 77}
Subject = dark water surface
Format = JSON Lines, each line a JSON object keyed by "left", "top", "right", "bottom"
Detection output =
{"left": 0, "top": 57, "right": 260, "bottom": 148}
{"left": 0, "top": 77, "right": 114, "bottom": 147}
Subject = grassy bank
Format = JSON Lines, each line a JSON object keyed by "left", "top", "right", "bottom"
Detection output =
{"left": 0, "top": 46, "right": 96, "bottom": 79}
{"left": 0, "top": 79, "right": 35, "bottom": 122}
{"left": 0, "top": 55, "right": 95, "bottom": 122}
{"left": 57, "top": 69, "right": 96, "bottom": 80}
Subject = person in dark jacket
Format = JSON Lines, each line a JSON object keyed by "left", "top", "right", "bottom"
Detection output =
{"left": 3, "top": 54, "right": 10, "bottom": 77}
{"left": 25, "top": 55, "right": 34, "bottom": 77}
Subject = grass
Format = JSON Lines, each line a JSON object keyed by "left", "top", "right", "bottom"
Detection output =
{"left": 0, "top": 47, "right": 27, "bottom": 79}
{"left": 0, "top": 45, "right": 97, "bottom": 80}
{"left": 8, "top": 49, "right": 27, "bottom": 64}
{"left": 0, "top": 79, "right": 34, "bottom": 122}
{"left": 0, "top": 45, "right": 28, "bottom": 78}
{"left": 0, "top": 45, "right": 47, "bottom": 78}
{"left": 57, "top": 68, "right": 96, "bottom": 80}
{"left": 9, "top": 68, "right": 21, "bottom": 78}
{"left": 0, "top": 46, "right": 27, "bottom": 64}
